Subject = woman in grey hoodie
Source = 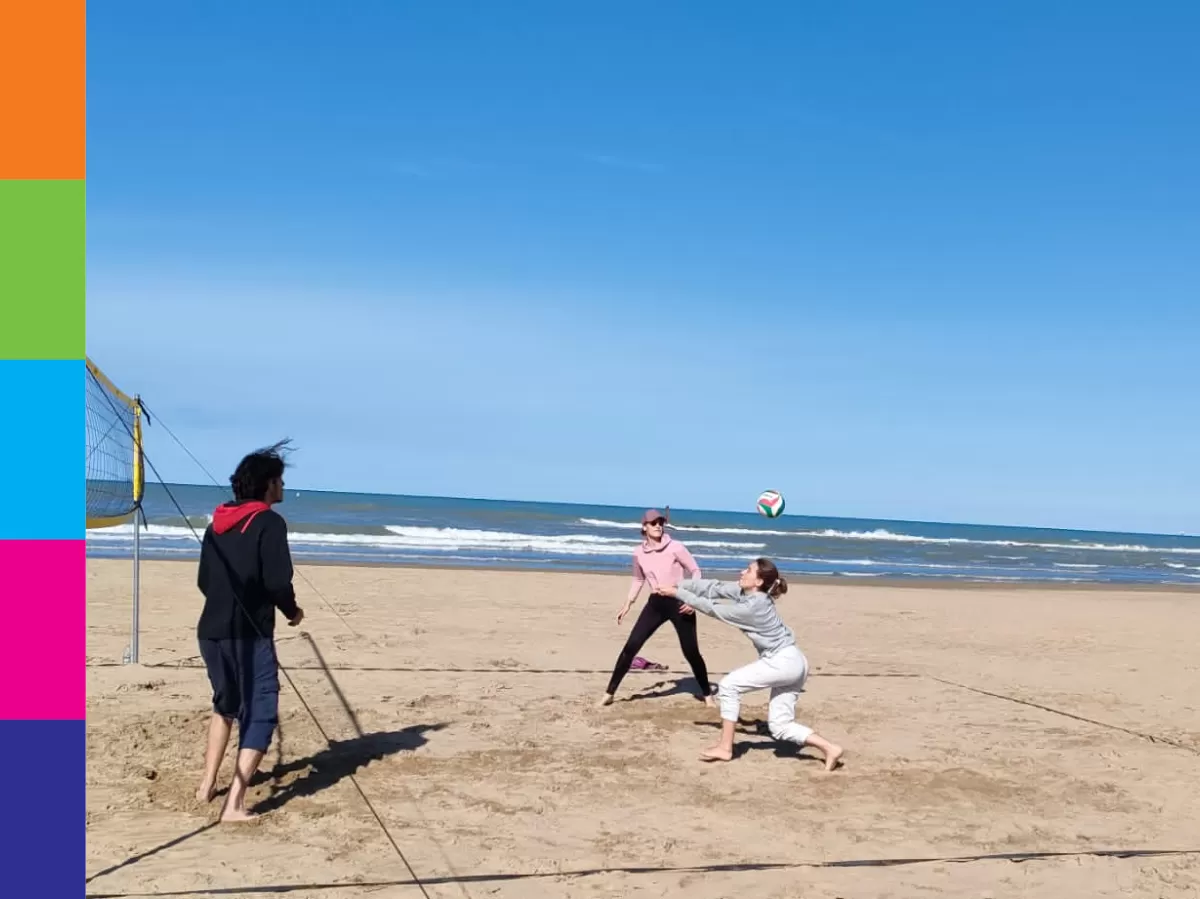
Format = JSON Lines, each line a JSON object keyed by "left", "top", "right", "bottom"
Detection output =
{"left": 658, "top": 557, "right": 844, "bottom": 770}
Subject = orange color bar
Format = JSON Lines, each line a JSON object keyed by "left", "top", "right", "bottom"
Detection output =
{"left": 0, "top": 0, "right": 86, "bottom": 178}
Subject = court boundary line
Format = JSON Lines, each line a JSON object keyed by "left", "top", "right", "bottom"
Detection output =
{"left": 932, "top": 676, "right": 1200, "bottom": 756}
{"left": 83, "top": 847, "right": 1200, "bottom": 897}
{"left": 85, "top": 657, "right": 1198, "bottom": 754}
{"left": 85, "top": 659, "right": 921, "bottom": 677}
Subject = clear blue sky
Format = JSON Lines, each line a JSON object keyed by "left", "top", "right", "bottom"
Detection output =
{"left": 85, "top": 2, "right": 1199, "bottom": 535}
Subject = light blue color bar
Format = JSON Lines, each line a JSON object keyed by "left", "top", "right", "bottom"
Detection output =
{"left": 0, "top": 359, "right": 83, "bottom": 539}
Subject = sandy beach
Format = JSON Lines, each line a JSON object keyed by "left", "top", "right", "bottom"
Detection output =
{"left": 86, "top": 559, "right": 1200, "bottom": 898}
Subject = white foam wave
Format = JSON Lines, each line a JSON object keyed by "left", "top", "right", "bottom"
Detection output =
{"left": 578, "top": 518, "right": 641, "bottom": 530}
{"left": 380, "top": 526, "right": 762, "bottom": 555}
{"left": 86, "top": 523, "right": 765, "bottom": 557}
{"left": 580, "top": 519, "right": 1200, "bottom": 556}
{"left": 579, "top": 518, "right": 794, "bottom": 537}
{"left": 88, "top": 523, "right": 197, "bottom": 542}
{"left": 777, "top": 556, "right": 963, "bottom": 571}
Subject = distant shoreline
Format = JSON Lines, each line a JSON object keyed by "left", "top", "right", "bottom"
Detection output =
{"left": 87, "top": 555, "right": 1200, "bottom": 595}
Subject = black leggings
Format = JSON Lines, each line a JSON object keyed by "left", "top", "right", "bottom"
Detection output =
{"left": 606, "top": 593, "right": 711, "bottom": 697}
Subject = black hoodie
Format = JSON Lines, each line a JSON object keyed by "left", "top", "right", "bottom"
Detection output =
{"left": 196, "top": 500, "right": 300, "bottom": 640}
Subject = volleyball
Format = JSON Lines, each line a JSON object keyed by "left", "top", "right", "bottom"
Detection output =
{"left": 756, "top": 490, "right": 785, "bottom": 518}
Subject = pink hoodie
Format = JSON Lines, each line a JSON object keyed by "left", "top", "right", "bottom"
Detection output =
{"left": 627, "top": 534, "right": 702, "bottom": 601}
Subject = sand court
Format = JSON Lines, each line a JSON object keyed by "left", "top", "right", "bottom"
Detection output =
{"left": 86, "top": 560, "right": 1200, "bottom": 898}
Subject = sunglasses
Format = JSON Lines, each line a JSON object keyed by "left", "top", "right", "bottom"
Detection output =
{"left": 647, "top": 518, "right": 666, "bottom": 527}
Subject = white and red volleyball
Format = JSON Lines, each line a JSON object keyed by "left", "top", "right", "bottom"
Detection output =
{"left": 756, "top": 490, "right": 785, "bottom": 518}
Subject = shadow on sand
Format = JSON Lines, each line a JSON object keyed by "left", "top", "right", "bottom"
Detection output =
{"left": 252, "top": 722, "right": 447, "bottom": 814}
{"left": 624, "top": 677, "right": 709, "bottom": 703}
{"left": 691, "top": 718, "right": 822, "bottom": 761}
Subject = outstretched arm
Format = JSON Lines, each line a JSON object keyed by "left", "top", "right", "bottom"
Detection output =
{"left": 668, "top": 578, "right": 746, "bottom": 617}
{"left": 671, "top": 578, "right": 763, "bottom": 632}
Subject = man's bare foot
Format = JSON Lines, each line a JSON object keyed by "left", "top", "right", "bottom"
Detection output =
{"left": 219, "top": 806, "right": 258, "bottom": 823}
{"left": 596, "top": 693, "right": 614, "bottom": 708}
{"left": 195, "top": 783, "right": 217, "bottom": 803}
{"left": 699, "top": 744, "right": 733, "bottom": 762}
{"left": 823, "top": 744, "right": 845, "bottom": 771}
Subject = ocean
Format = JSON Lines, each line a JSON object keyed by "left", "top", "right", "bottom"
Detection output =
{"left": 83, "top": 483, "right": 1200, "bottom": 587}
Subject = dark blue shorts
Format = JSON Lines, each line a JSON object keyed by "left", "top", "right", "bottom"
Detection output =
{"left": 198, "top": 637, "right": 280, "bottom": 752}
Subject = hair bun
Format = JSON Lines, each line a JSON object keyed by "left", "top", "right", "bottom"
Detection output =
{"left": 772, "top": 577, "right": 789, "bottom": 597}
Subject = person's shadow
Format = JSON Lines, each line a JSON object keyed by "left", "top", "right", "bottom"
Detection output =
{"left": 625, "top": 677, "right": 713, "bottom": 703}
{"left": 248, "top": 723, "right": 446, "bottom": 814}
{"left": 692, "top": 718, "right": 821, "bottom": 761}
{"left": 625, "top": 677, "right": 690, "bottom": 701}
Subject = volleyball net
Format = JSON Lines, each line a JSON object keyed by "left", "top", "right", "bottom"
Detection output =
{"left": 86, "top": 357, "right": 144, "bottom": 526}
{"left": 86, "top": 357, "right": 146, "bottom": 663}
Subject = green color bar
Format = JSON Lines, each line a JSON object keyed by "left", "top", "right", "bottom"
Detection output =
{"left": 0, "top": 179, "right": 85, "bottom": 360}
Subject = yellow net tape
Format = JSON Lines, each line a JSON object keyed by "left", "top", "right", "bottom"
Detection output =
{"left": 86, "top": 357, "right": 144, "bottom": 529}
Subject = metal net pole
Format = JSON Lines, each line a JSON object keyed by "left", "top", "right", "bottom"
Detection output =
{"left": 130, "top": 504, "right": 141, "bottom": 664}
{"left": 128, "top": 398, "right": 145, "bottom": 665}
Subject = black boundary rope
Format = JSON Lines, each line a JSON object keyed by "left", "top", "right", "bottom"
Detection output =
{"left": 287, "top": 631, "right": 453, "bottom": 899}
{"left": 931, "top": 677, "right": 1200, "bottom": 756}
{"left": 85, "top": 660, "right": 921, "bottom": 677}
{"left": 85, "top": 369, "right": 439, "bottom": 899}
{"left": 83, "top": 847, "right": 1200, "bottom": 897}
{"left": 300, "top": 633, "right": 473, "bottom": 899}
{"left": 84, "top": 824, "right": 218, "bottom": 886}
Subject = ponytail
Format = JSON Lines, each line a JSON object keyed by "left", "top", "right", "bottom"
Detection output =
{"left": 754, "top": 557, "right": 788, "bottom": 599}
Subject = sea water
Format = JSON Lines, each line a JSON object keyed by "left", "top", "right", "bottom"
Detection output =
{"left": 83, "top": 483, "right": 1200, "bottom": 587}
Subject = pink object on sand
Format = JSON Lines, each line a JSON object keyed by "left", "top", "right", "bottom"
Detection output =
{"left": 630, "top": 656, "right": 667, "bottom": 671}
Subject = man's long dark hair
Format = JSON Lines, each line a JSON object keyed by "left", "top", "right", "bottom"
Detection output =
{"left": 230, "top": 439, "right": 293, "bottom": 502}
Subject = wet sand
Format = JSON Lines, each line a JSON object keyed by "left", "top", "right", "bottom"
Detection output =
{"left": 86, "top": 559, "right": 1200, "bottom": 898}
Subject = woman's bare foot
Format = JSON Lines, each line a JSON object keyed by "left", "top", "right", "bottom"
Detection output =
{"left": 803, "top": 733, "right": 845, "bottom": 771}
{"left": 701, "top": 718, "right": 737, "bottom": 762}
{"left": 596, "top": 693, "right": 614, "bottom": 708}
{"left": 699, "top": 744, "right": 733, "bottom": 762}
{"left": 823, "top": 744, "right": 845, "bottom": 771}
{"left": 195, "top": 782, "right": 217, "bottom": 803}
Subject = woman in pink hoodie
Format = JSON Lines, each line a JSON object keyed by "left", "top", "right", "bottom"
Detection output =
{"left": 598, "top": 509, "right": 713, "bottom": 707}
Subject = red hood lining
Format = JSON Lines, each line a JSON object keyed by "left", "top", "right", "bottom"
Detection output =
{"left": 212, "top": 501, "right": 271, "bottom": 534}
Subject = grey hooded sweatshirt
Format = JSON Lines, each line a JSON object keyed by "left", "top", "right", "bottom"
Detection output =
{"left": 674, "top": 578, "right": 796, "bottom": 658}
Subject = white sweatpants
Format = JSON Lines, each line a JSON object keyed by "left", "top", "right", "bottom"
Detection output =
{"left": 717, "top": 644, "right": 813, "bottom": 745}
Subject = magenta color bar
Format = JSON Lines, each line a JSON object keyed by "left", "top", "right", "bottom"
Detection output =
{"left": 0, "top": 540, "right": 85, "bottom": 719}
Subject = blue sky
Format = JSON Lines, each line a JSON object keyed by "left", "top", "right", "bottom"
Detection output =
{"left": 86, "top": 2, "right": 1199, "bottom": 534}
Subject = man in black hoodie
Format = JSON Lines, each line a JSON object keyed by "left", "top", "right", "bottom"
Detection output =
{"left": 195, "top": 440, "right": 304, "bottom": 822}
